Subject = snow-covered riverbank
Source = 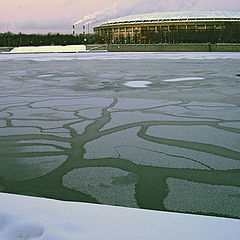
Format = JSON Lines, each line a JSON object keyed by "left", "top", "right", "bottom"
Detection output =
{"left": 0, "top": 193, "right": 239, "bottom": 240}
{"left": 7, "top": 45, "right": 87, "bottom": 54}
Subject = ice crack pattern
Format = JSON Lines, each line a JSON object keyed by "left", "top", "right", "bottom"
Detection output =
{"left": 0, "top": 52, "right": 240, "bottom": 219}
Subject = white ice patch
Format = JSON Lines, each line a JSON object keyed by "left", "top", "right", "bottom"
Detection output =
{"left": 158, "top": 104, "right": 240, "bottom": 120}
{"left": 39, "top": 74, "right": 54, "bottom": 78}
{"left": 0, "top": 145, "right": 62, "bottom": 153}
{"left": 164, "top": 178, "right": 240, "bottom": 218}
{"left": 146, "top": 125, "right": 240, "bottom": 153}
{"left": 101, "top": 111, "right": 213, "bottom": 131}
{"left": 62, "top": 167, "right": 139, "bottom": 207}
{"left": 158, "top": 103, "right": 239, "bottom": 121}
{"left": 31, "top": 97, "right": 113, "bottom": 108}
{"left": 162, "top": 77, "right": 204, "bottom": 82}
{"left": 185, "top": 101, "right": 237, "bottom": 107}
{"left": 7, "top": 107, "right": 77, "bottom": 120}
{"left": 110, "top": 98, "right": 180, "bottom": 111}
{"left": 84, "top": 127, "right": 240, "bottom": 170}
{"left": 219, "top": 122, "right": 240, "bottom": 129}
{"left": 18, "top": 140, "right": 71, "bottom": 149}
{"left": 12, "top": 120, "right": 75, "bottom": 129}
{"left": 41, "top": 130, "right": 71, "bottom": 138}
{"left": 0, "top": 120, "right": 6, "bottom": 127}
{"left": 115, "top": 146, "right": 208, "bottom": 169}
{"left": 0, "top": 112, "right": 9, "bottom": 118}
{"left": 0, "top": 127, "right": 41, "bottom": 136}
{"left": 124, "top": 81, "right": 152, "bottom": 88}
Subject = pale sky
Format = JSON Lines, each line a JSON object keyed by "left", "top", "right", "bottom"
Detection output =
{"left": 0, "top": 0, "right": 239, "bottom": 34}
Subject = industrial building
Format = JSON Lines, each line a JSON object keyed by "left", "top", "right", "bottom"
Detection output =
{"left": 94, "top": 11, "right": 240, "bottom": 44}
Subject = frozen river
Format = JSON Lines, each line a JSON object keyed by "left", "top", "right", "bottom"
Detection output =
{"left": 0, "top": 52, "right": 240, "bottom": 219}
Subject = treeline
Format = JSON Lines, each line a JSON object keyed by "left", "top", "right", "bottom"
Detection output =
{"left": 0, "top": 32, "right": 103, "bottom": 47}
{"left": 1, "top": 23, "right": 239, "bottom": 47}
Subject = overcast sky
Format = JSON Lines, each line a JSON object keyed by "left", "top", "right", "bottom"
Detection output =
{"left": 0, "top": 0, "right": 239, "bottom": 34}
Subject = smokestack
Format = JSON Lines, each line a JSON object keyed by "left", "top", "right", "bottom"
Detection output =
{"left": 83, "top": 25, "right": 87, "bottom": 44}
{"left": 83, "top": 25, "right": 85, "bottom": 35}
{"left": 72, "top": 25, "right": 75, "bottom": 35}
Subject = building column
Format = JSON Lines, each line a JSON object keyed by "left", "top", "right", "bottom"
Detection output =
{"left": 139, "top": 27, "right": 141, "bottom": 43}
{"left": 132, "top": 27, "right": 134, "bottom": 43}
{"left": 118, "top": 28, "right": 120, "bottom": 43}
{"left": 125, "top": 27, "right": 127, "bottom": 44}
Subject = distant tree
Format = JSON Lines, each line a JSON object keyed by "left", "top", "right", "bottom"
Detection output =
{"left": 0, "top": 32, "right": 99, "bottom": 47}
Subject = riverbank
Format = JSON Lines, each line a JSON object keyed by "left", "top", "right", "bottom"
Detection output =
{"left": 3, "top": 45, "right": 88, "bottom": 54}
{"left": 0, "top": 45, "right": 108, "bottom": 53}
{"left": 0, "top": 47, "right": 13, "bottom": 52}
{"left": 0, "top": 193, "right": 239, "bottom": 240}
{"left": 1, "top": 44, "right": 240, "bottom": 53}
{"left": 107, "top": 43, "right": 240, "bottom": 52}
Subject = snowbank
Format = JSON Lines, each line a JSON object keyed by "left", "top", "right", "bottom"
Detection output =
{"left": 9, "top": 45, "right": 87, "bottom": 54}
{"left": 0, "top": 193, "right": 239, "bottom": 240}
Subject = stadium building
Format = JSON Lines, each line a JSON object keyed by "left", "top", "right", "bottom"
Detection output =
{"left": 93, "top": 11, "right": 240, "bottom": 44}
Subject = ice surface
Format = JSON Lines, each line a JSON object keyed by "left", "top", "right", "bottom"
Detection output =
{"left": 155, "top": 104, "right": 240, "bottom": 120}
{"left": 31, "top": 97, "right": 112, "bottom": 108}
{"left": 63, "top": 167, "right": 139, "bottom": 207}
{"left": 0, "top": 156, "right": 67, "bottom": 181}
{"left": 0, "top": 193, "right": 240, "bottom": 240}
{"left": 123, "top": 81, "right": 152, "bottom": 88}
{"left": 41, "top": 131, "right": 71, "bottom": 138}
{"left": 0, "top": 113, "right": 9, "bottom": 118}
{"left": 164, "top": 178, "right": 240, "bottom": 218}
{"left": 84, "top": 127, "right": 240, "bottom": 170}
{"left": 12, "top": 120, "right": 75, "bottom": 129}
{"left": 110, "top": 98, "right": 180, "bottom": 111}
{"left": 0, "top": 52, "right": 240, "bottom": 219}
{"left": 2, "top": 52, "right": 240, "bottom": 61}
{"left": 18, "top": 140, "right": 71, "bottom": 149}
{"left": 146, "top": 125, "right": 240, "bottom": 152}
{"left": 184, "top": 106, "right": 240, "bottom": 120}
{"left": 7, "top": 107, "right": 77, "bottom": 120}
{"left": 77, "top": 108, "right": 103, "bottom": 119}
{"left": 219, "top": 122, "right": 240, "bottom": 129}
{"left": 185, "top": 101, "right": 237, "bottom": 107}
{"left": 0, "top": 145, "right": 62, "bottom": 153}
{"left": 0, "top": 120, "right": 6, "bottom": 127}
{"left": 101, "top": 111, "right": 214, "bottom": 131}
{"left": 0, "top": 127, "right": 41, "bottom": 136}
{"left": 115, "top": 146, "right": 207, "bottom": 169}
{"left": 70, "top": 120, "right": 94, "bottom": 135}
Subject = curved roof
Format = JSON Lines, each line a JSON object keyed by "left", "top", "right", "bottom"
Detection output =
{"left": 98, "top": 11, "right": 240, "bottom": 27}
